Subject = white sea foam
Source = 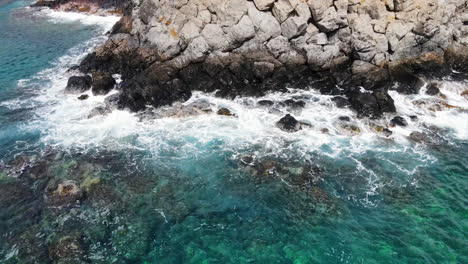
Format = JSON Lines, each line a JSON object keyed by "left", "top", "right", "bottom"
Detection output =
{"left": 42, "top": 10, "right": 120, "bottom": 33}
{"left": 6, "top": 7, "right": 467, "bottom": 207}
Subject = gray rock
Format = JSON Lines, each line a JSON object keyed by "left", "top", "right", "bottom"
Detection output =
{"left": 180, "top": 20, "right": 201, "bottom": 41}
{"left": 316, "top": 6, "right": 347, "bottom": 33}
{"left": 205, "top": 0, "right": 249, "bottom": 26}
{"left": 308, "top": 0, "right": 333, "bottom": 22}
{"left": 272, "top": 0, "right": 294, "bottom": 23}
{"left": 146, "top": 25, "right": 182, "bottom": 60}
{"left": 248, "top": 7, "right": 282, "bottom": 41}
{"left": 253, "top": 0, "right": 275, "bottom": 11}
{"left": 309, "top": 33, "right": 328, "bottom": 45}
{"left": 201, "top": 24, "right": 230, "bottom": 50}
{"left": 266, "top": 36, "right": 290, "bottom": 58}
{"left": 228, "top": 15, "right": 256, "bottom": 44}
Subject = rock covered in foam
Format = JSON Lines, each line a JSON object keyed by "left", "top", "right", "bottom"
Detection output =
{"left": 217, "top": 108, "right": 235, "bottom": 116}
{"left": 65, "top": 76, "right": 92, "bottom": 94}
{"left": 390, "top": 116, "right": 408, "bottom": 127}
{"left": 426, "top": 82, "right": 441, "bottom": 95}
{"left": 276, "top": 114, "right": 312, "bottom": 132}
{"left": 77, "top": 94, "right": 89, "bottom": 100}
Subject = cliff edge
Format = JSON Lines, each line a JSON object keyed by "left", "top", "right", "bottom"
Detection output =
{"left": 47, "top": 0, "right": 468, "bottom": 117}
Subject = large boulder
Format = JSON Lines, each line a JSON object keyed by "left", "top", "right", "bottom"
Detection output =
{"left": 348, "top": 89, "right": 382, "bottom": 119}
{"left": 91, "top": 72, "right": 116, "bottom": 95}
{"left": 65, "top": 76, "right": 92, "bottom": 94}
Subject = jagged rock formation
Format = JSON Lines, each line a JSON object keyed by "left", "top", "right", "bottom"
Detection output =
{"left": 74, "top": 0, "right": 468, "bottom": 117}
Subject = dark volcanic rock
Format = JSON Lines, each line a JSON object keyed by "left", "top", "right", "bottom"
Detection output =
{"left": 283, "top": 99, "right": 306, "bottom": 109}
{"left": 426, "top": 82, "right": 441, "bottom": 95}
{"left": 374, "top": 87, "right": 396, "bottom": 113}
{"left": 392, "top": 72, "right": 425, "bottom": 95}
{"left": 347, "top": 86, "right": 396, "bottom": 119}
{"left": 390, "top": 116, "right": 408, "bottom": 127}
{"left": 116, "top": 89, "right": 147, "bottom": 112}
{"left": 338, "top": 116, "right": 351, "bottom": 122}
{"left": 382, "top": 128, "right": 393, "bottom": 137}
{"left": 331, "top": 96, "right": 351, "bottom": 108}
{"left": 276, "top": 114, "right": 301, "bottom": 132}
{"left": 257, "top": 100, "right": 274, "bottom": 107}
{"left": 65, "top": 76, "right": 92, "bottom": 94}
{"left": 77, "top": 94, "right": 89, "bottom": 100}
{"left": 348, "top": 89, "right": 382, "bottom": 119}
{"left": 91, "top": 71, "right": 116, "bottom": 95}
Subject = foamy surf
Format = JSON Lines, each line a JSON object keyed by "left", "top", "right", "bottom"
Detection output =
{"left": 42, "top": 10, "right": 120, "bottom": 33}
{"left": 4, "top": 4, "right": 466, "bottom": 208}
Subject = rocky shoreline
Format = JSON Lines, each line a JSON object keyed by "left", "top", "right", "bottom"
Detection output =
{"left": 34, "top": 0, "right": 468, "bottom": 119}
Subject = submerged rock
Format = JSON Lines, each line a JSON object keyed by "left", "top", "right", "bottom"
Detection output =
{"left": 88, "top": 106, "right": 111, "bottom": 119}
{"left": 409, "top": 131, "right": 431, "bottom": 143}
{"left": 337, "top": 122, "right": 361, "bottom": 136}
{"left": 240, "top": 155, "right": 255, "bottom": 165}
{"left": 65, "top": 76, "right": 92, "bottom": 94}
{"left": 46, "top": 180, "right": 82, "bottom": 207}
{"left": 91, "top": 71, "right": 116, "bottom": 95}
{"left": 48, "top": 235, "right": 86, "bottom": 264}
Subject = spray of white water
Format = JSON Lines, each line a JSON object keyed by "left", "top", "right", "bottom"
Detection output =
{"left": 4, "top": 8, "right": 467, "bottom": 206}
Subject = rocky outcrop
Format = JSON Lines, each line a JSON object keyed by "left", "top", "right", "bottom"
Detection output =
{"left": 91, "top": 71, "right": 116, "bottom": 95}
{"left": 66, "top": 0, "right": 468, "bottom": 117}
{"left": 65, "top": 76, "right": 92, "bottom": 94}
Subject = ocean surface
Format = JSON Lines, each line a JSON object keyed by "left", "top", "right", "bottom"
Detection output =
{"left": 0, "top": 1, "right": 467, "bottom": 263}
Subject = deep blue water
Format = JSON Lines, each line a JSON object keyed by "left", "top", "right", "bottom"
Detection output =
{"left": 0, "top": 1, "right": 467, "bottom": 264}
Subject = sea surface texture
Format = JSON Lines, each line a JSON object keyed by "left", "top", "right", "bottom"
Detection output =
{"left": 0, "top": 1, "right": 467, "bottom": 263}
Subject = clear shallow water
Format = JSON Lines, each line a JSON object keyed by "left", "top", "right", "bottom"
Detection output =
{"left": 0, "top": 2, "right": 467, "bottom": 263}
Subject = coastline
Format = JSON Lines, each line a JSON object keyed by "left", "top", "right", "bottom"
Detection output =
{"left": 0, "top": 1, "right": 467, "bottom": 263}
{"left": 49, "top": 0, "right": 468, "bottom": 120}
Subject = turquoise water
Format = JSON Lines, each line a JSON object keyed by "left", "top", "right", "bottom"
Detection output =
{"left": 0, "top": 1, "right": 467, "bottom": 263}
